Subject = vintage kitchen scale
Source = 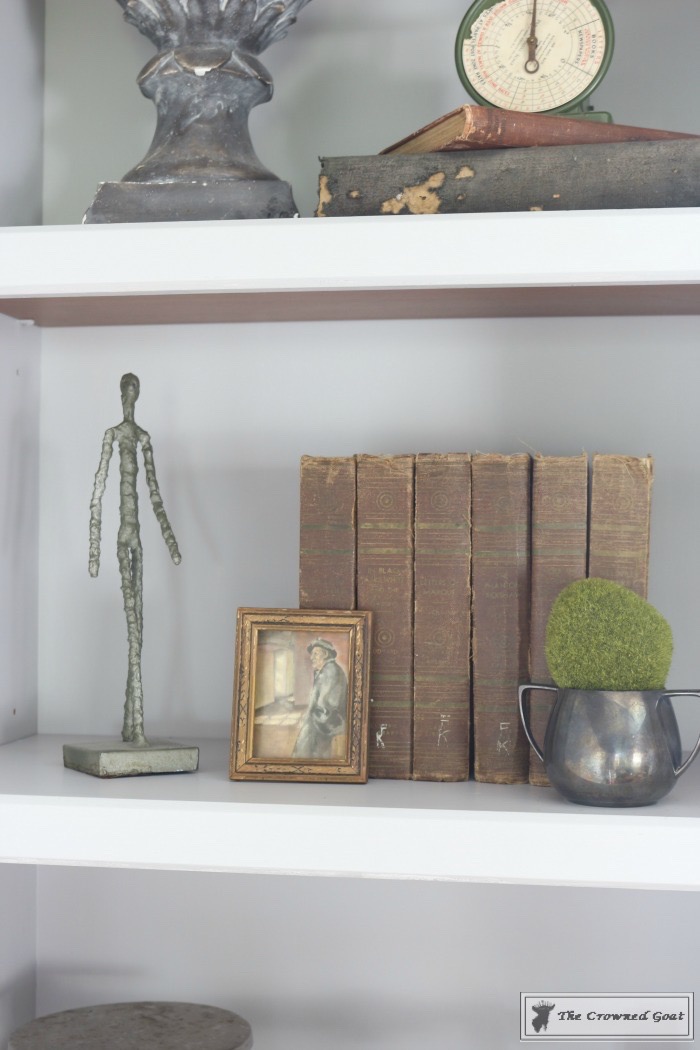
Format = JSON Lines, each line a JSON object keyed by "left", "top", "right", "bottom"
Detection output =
{"left": 455, "top": 0, "right": 615, "bottom": 120}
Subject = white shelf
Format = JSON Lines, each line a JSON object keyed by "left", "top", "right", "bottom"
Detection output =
{"left": 2, "top": 735, "right": 700, "bottom": 890}
{"left": 1, "top": 210, "right": 699, "bottom": 326}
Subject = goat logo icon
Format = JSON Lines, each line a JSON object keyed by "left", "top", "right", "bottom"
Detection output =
{"left": 531, "top": 1002, "right": 555, "bottom": 1033}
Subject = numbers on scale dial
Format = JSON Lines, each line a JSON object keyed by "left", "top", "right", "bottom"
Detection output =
{"left": 461, "top": 0, "right": 607, "bottom": 113}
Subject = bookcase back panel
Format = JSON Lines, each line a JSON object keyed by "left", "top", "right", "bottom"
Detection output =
{"left": 0, "top": 314, "right": 40, "bottom": 745}
{"left": 36, "top": 866, "right": 700, "bottom": 1050}
{"left": 37, "top": 315, "right": 700, "bottom": 744}
{"left": 0, "top": 0, "right": 44, "bottom": 226}
{"left": 42, "top": 1, "right": 700, "bottom": 224}
{"left": 0, "top": 866, "right": 36, "bottom": 1047}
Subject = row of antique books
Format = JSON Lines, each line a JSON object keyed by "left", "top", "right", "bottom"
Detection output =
{"left": 299, "top": 452, "right": 653, "bottom": 784}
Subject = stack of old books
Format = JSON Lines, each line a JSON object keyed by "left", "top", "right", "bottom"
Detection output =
{"left": 315, "top": 105, "right": 700, "bottom": 216}
{"left": 299, "top": 452, "right": 653, "bottom": 785}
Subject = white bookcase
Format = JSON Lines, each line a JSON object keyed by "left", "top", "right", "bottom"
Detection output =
{"left": 2, "top": 3, "right": 700, "bottom": 1049}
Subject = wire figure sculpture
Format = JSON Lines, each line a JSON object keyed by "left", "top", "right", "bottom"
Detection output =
{"left": 89, "top": 373, "right": 181, "bottom": 746}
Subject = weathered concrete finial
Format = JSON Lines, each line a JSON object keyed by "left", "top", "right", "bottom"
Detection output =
{"left": 85, "top": 0, "right": 313, "bottom": 222}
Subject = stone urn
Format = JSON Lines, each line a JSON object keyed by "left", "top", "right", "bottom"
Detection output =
{"left": 85, "top": 0, "right": 313, "bottom": 222}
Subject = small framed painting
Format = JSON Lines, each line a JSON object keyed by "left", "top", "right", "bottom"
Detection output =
{"left": 230, "top": 608, "right": 372, "bottom": 782}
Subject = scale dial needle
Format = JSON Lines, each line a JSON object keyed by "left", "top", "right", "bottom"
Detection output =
{"left": 525, "top": 0, "right": 539, "bottom": 72}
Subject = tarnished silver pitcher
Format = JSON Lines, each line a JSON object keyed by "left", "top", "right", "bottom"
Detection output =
{"left": 519, "top": 686, "right": 700, "bottom": 807}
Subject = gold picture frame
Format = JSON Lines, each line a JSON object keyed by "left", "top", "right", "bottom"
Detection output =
{"left": 230, "top": 608, "right": 372, "bottom": 782}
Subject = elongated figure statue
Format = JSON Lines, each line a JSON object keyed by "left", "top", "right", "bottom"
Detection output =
{"left": 89, "top": 374, "right": 181, "bottom": 745}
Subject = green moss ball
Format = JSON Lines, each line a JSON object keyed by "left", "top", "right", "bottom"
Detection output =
{"left": 545, "top": 578, "right": 673, "bottom": 691}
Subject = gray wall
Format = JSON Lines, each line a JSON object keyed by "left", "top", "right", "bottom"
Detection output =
{"left": 1, "top": 0, "right": 44, "bottom": 225}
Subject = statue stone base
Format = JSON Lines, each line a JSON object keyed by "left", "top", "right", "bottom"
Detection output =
{"left": 63, "top": 739, "right": 199, "bottom": 778}
{"left": 84, "top": 178, "right": 298, "bottom": 223}
{"left": 9, "top": 1002, "right": 253, "bottom": 1050}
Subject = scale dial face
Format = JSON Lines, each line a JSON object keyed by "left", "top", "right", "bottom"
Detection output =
{"left": 455, "top": 0, "right": 614, "bottom": 115}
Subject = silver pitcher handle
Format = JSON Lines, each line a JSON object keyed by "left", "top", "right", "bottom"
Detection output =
{"left": 518, "top": 683, "right": 558, "bottom": 764}
{"left": 659, "top": 691, "right": 700, "bottom": 778}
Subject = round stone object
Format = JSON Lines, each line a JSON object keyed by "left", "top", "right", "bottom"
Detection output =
{"left": 9, "top": 1001, "right": 253, "bottom": 1049}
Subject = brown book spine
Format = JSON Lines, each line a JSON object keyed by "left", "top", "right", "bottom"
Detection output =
{"left": 357, "top": 455, "right": 414, "bottom": 779}
{"left": 471, "top": 453, "right": 531, "bottom": 784}
{"left": 413, "top": 454, "right": 472, "bottom": 782}
{"left": 299, "top": 456, "right": 357, "bottom": 610}
{"left": 317, "top": 142, "right": 700, "bottom": 218}
{"left": 528, "top": 454, "right": 589, "bottom": 786}
{"left": 381, "top": 105, "right": 699, "bottom": 155}
{"left": 588, "top": 454, "right": 653, "bottom": 598}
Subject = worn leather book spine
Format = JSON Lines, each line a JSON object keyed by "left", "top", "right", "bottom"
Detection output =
{"left": 528, "top": 454, "right": 589, "bottom": 786}
{"left": 588, "top": 454, "right": 653, "bottom": 598}
{"left": 299, "top": 455, "right": 357, "bottom": 610}
{"left": 471, "top": 453, "right": 531, "bottom": 784}
{"left": 381, "top": 104, "right": 699, "bottom": 155}
{"left": 357, "top": 454, "right": 415, "bottom": 779}
{"left": 317, "top": 142, "right": 700, "bottom": 217}
{"left": 413, "top": 453, "right": 472, "bottom": 781}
